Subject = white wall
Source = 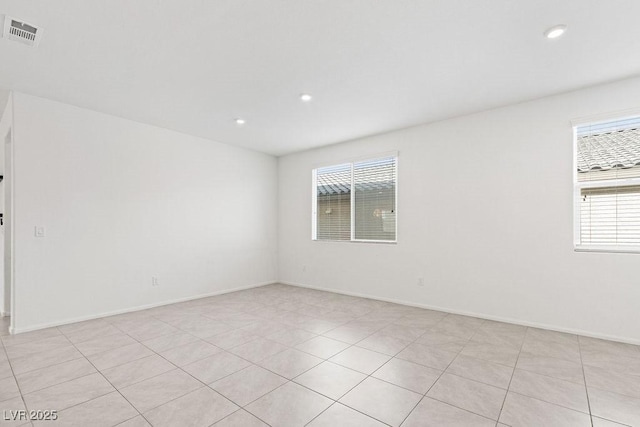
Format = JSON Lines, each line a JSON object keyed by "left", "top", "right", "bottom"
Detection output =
{"left": 11, "top": 93, "right": 278, "bottom": 332}
{"left": 278, "top": 76, "right": 640, "bottom": 344}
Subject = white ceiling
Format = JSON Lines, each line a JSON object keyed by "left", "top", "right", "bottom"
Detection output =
{"left": 1, "top": 1, "right": 640, "bottom": 156}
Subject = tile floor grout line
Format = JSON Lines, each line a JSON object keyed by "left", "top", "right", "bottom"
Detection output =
{"left": 0, "top": 334, "right": 31, "bottom": 423}
{"left": 127, "top": 327, "right": 285, "bottom": 425}
{"left": 304, "top": 401, "right": 393, "bottom": 427}
{"left": 301, "top": 401, "right": 337, "bottom": 427}
{"left": 577, "top": 336, "right": 595, "bottom": 427}
{"left": 501, "top": 375, "right": 595, "bottom": 415}
{"left": 111, "top": 414, "right": 150, "bottom": 427}
{"left": 3, "top": 327, "right": 69, "bottom": 405}
{"left": 87, "top": 344, "right": 157, "bottom": 370}
{"left": 207, "top": 362, "right": 258, "bottom": 388}
{"left": 494, "top": 325, "right": 528, "bottom": 425}
{"left": 318, "top": 315, "right": 470, "bottom": 425}
{"left": 17, "top": 369, "right": 99, "bottom": 397}
{"left": 294, "top": 372, "right": 366, "bottom": 402}
{"left": 1, "top": 333, "right": 66, "bottom": 350}
{"left": 1, "top": 329, "right": 63, "bottom": 348}
{"left": 232, "top": 307, "right": 407, "bottom": 425}
{"left": 352, "top": 312, "right": 470, "bottom": 426}
{"left": 586, "top": 383, "right": 640, "bottom": 402}
{"left": 395, "top": 319, "right": 495, "bottom": 426}
{"left": 506, "top": 389, "right": 595, "bottom": 415}
{"left": 435, "top": 370, "right": 508, "bottom": 392}
{"left": 506, "top": 364, "right": 587, "bottom": 386}
{"left": 19, "top": 373, "right": 118, "bottom": 418}
{"left": 296, "top": 371, "right": 392, "bottom": 427}
{"left": 61, "top": 328, "right": 125, "bottom": 346}
{"left": 252, "top": 382, "right": 317, "bottom": 426}
{"left": 97, "top": 324, "right": 248, "bottom": 424}
{"left": 211, "top": 370, "right": 287, "bottom": 410}
{"left": 62, "top": 333, "right": 152, "bottom": 425}
{"left": 61, "top": 327, "right": 221, "bottom": 423}
{"left": 205, "top": 408, "right": 266, "bottom": 427}
{"left": 98, "top": 354, "right": 180, "bottom": 388}
{"left": 253, "top": 354, "right": 322, "bottom": 382}
{"left": 223, "top": 378, "right": 290, "bottom": 426}
{"left": 11, "top": 338, "right": 141, "bottom": 378}
{"left": 417, "top": 395, "right": 500, "bottom": 425}
{"left": 215, "top": 335, "right": 351, "bottom": 410}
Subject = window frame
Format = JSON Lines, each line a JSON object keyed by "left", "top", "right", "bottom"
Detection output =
{"left": 572, "top": 118, "right": 640, "bottom": 254}
{"left": 312, "top": 152, "right": 398, "bottom": 244}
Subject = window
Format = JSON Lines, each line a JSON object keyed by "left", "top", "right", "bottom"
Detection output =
{"left": 313, "top": 155, "right": 397, "bottom": 242}
{"left": 574, "top": 116, "right": 640, "bottom": 252}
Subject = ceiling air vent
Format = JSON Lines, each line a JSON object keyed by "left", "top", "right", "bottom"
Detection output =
{"left": 3, "top": 15, "right": 43, "bottom": 47}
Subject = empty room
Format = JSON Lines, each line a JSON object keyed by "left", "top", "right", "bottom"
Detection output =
{"left": 0, "top": 1, "right": 639, "bottom": 426}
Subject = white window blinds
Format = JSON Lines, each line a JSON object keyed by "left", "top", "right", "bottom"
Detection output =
{"left": 354, "top": 157, "right": 397, "bottom": 241}
{"left": 313, "top": 155, "right": 397, "bottom": 242}
{"left": 580, "top": 186, "right": 640, "bottom": 246}
{"left": 315, "top": 163, "right": 351, "bottom": 241}
{"left": 575, "top": 116, "right": 640, "bottom": 250}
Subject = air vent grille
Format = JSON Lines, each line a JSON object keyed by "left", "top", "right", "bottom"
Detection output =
{"left": 3, "top": 15, "right": 42, "bottom": 47}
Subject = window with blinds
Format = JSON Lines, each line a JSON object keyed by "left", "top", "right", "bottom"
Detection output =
{"left": 575, "top": 116, "right": 640, "bottom": 250}
{"left": 315, "top": 163, "right": 352, "bottom": 241}
{"left": 313, "top": 155, "right": 397, "bottom": 242}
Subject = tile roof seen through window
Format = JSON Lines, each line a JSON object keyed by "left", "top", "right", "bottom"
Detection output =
{"left": 577, "top": 126, "right": 640, "bottom": 173}
{"left": 316, "top": 158, "right": 396, "bottom": 195}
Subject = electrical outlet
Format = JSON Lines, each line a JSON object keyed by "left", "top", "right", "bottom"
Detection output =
{"left": 417, "top": 277, "right": 424, "bottom": 287}
{"left": 152, "top": 276, "right": 159, "bottom": 287}
{"left": 302, "top": 265, "right": 307, "bottom": 273}
{"left": 34, "top": 226, "right": 45, "bottom": 237}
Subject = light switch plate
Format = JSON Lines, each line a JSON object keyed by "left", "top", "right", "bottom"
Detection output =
{"left": 34, "top": 226, "right": 45, "bottom": 237}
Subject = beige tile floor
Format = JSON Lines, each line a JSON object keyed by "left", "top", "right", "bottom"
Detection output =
{"left": 0, "top": 284, "right": 639, "bottom": 426}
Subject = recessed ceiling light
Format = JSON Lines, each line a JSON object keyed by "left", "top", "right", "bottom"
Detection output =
{"left": 544, "top": 24, "right": 567, "bottom": 39}
{"left": 300, "top": 93, "right": 313, "bottom": 102}
{"left": 235, "top": 118, "right": 246, "bottom": 125}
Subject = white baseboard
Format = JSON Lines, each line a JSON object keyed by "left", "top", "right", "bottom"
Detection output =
{"left": 280, "top": 281, "right": 640, "bottom": 346}
{"left": 11, "top": 280, "right": 276, "bottom": 335}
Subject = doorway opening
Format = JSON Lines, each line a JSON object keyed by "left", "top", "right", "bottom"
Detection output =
{"left": 1, "top": 128, "right": 11, "bottom": 336}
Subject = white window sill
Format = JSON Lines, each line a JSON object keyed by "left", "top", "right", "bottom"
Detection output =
{"left": 313, "top": 239, "right": 397, "bottom": 245}
{"left": 574, "top": 245, "right": 640, "bottom": 254}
